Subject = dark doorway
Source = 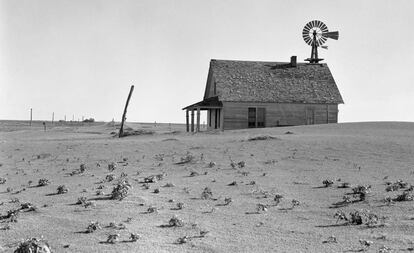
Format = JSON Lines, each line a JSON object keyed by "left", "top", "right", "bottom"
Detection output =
{"left": 248, "top": 107, "right": 266, "bottom": 128}
{"left": 248, "top": 108, "right": 256, "bottom": 128}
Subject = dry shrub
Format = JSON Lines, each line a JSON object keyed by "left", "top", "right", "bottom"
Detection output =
{"left": 76, "top": 197, "right": 87, "bottom": 205}
{"left": 14, "top": 237, "right": 51, "bottom": 253}
{"left": 322, "top": 235, "right": 337, "bottom": 243}
{"left": 394, "top": 192, "right": 413, "bottom": 202}
{"left": 335, "top": 210, "right": 386, "bottom": 227}
{"left": 176, "top": 202, "right": 184, "bottom": 209}
{"left": 189, "top": 171, "right": 199, "bottom": 177}
{"left": 86, "top": 221, "right": 101, "bottom": 233}
{"left": 386, "top": 180, "right": 409, "bottom": 192}
{"left": 256, "top": 203, "right": 268, "bottom": 212}
{"left": 111, "top": 180, "right": 131, "bottom": 200}
{"left": 201, "top": 187, "right": 213, "bottom": 200}
{"left": 291, "top": 199, "right": 300, "bottom": 208}
{"left": 105, "top": 174, "right": 116, "bottom": 182}
{"left": 176, "top": 152, "right": 194, "bottom": 164}
{"left": 352, "top": 185, "right": 371, "bottom": 201}
{"left": 154, "top": 154, "right": 164, "bottom": 161}
{"left": 20, "top": 202, "right": 37, "bottom": 212}
{"left": 0, "top": 177, "right": 6, "bottom": 184}
{"left": 168, "top": 215, "right": 184, "bottom": 227}
{"left": 108, "top": 162, "right": 116, "bottom": 171}
{"left": 323, "top": 180, "right": 334, "bottom": 187}
{"left": 224, "top": 198, "right": 232, "bottom": 206}
{"left": 69, "top": 164, "right": 87, "bottom": 176}
{"left": 228, "top": 181, "right": 237, "bottom": 186}
{"left": 109, "top": 222, "right": 126, "bottom": 230}
{"left": 274, "top": 194, "right": 284, "bottom": 206}
{"left": 38, "top": 178, "right": 50, "bottom": 187}
{"left": 237, "top": 161, "right": 246, "bottom": 168}
{"left": 176, "top": 236, "right": 189, "bottom": 244}
{"left": 106, "top": 234, "right": 120, "bottom": 244}
{"left": 147, "top": 206, "right": 158, "bottom": 213}
{"left": 144, "top": 175, "right": 156, "bottom": 183}
{"left": 130, "top": 233, "right": 140, "bottom": 242}
{"left": 57, "top": 185, "right": 68, "bottom": 194}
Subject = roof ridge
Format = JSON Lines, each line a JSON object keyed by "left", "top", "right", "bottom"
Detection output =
{"left": 211, "top": 59, "right": 325, "bottom": 65}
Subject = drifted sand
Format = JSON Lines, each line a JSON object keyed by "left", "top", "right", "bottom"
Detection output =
{"left": 0, "top": 121, "right": 413, "bottom": 252}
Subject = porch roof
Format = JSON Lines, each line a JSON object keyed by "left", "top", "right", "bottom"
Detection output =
{"left": 182, "top": 96, "right": 223, "bottom": 110}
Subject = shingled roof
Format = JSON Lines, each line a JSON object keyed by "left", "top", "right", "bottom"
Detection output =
{"left": 205, "top": 59, "right": 344, "bottom": 104}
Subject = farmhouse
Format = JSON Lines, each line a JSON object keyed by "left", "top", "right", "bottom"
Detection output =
{"left": 183, "top": 56, "right": 344, "bottom": 131}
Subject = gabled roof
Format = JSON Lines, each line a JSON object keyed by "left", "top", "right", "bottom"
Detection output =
{"left": 204, "top": 59, "right": 344, "bottom": 104}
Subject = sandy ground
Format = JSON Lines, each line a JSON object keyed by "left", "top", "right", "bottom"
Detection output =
{"left": 0, "top": 121, "right": 413, "bottom": 252}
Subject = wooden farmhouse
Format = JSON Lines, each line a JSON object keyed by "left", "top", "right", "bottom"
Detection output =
{"left": 183, "top": 56, "right": 344, "bottom": 131}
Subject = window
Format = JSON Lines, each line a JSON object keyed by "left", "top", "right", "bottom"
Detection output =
{"left": 248, "top": 108, "right": 256, "bottom": 128}
{"left": 248, "top": 107, "right": 265, "bottom": 128}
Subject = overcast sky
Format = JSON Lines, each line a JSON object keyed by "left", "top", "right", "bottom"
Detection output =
{"left": 1, "top": 0, "right": 413, "bottom": 123}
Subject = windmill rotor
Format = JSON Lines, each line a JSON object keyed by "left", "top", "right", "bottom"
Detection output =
{"left": 302, "top": 20, "right": 339, "bottom": 63}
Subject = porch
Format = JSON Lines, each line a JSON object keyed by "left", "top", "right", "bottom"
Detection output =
{"left": 182, "top": 96, "right": 223, "bottom": 132}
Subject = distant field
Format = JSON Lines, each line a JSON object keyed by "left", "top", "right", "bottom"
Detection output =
{"left": 0, "top": 121, "right": 413, "bottom": 252}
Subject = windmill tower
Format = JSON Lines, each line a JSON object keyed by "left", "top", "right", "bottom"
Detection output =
{"left": 302, "top": 20, "right": 339, "bottom": 63}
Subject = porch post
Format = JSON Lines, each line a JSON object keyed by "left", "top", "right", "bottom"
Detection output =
{"left": 220, "top": 108, "right": 224, "bottom": 131}
{"left": 191, "top": 109, "right": 194, "bottom": 132}
{"left": 196, "top": 107, "right": 200, "bottom": 132}
{"left": 186, "top": 110, "right": 189, "bottom": 132}
{"left": 207, "top": 110, "right": 210, "bottom": 129}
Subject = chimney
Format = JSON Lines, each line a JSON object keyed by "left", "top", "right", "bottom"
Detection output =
{"left": 290, "top": 56, "right": 297, "bottom": 67}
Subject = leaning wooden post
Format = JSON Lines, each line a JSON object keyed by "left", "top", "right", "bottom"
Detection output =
{"left": 119, "top": 85, "right": 135, "bottom": 138}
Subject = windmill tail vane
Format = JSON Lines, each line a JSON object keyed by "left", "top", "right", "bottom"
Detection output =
{"left": 302, "top": 20, "right": 339, "bottom": 63}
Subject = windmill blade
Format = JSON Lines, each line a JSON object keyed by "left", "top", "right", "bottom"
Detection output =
{"left": 315, "top": 20, "right": 321, "bottom": 28}
{"left": 304, "top": 36, "right": 312, "bottom": 45}
{"left": 317, "top": 37, "right": 326, "bottom": 46}
{"left": 304, "top": 22, "right": 312, "bottom": 31}
{"left": 320, "top": 23, "right": 329, "bottom": 33}
{"left": 322, "top": 31, "right": 339, "bottom": 40}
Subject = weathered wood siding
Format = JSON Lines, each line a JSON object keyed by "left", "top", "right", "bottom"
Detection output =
{"left": 222, "top": 102, "right": 338, "bottom": 130}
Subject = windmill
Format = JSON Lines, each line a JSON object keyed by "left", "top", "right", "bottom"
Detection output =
{"left": 302, "top": 20, "right": 339, "bottom": 63}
